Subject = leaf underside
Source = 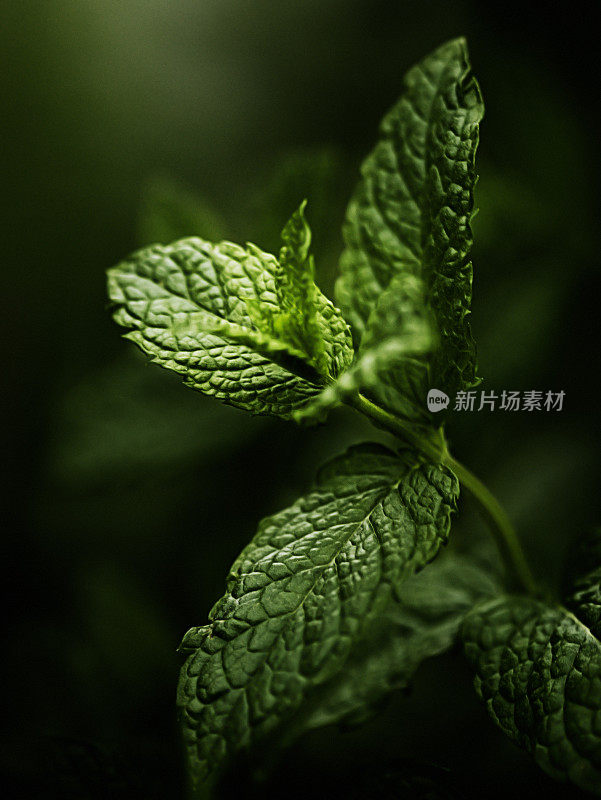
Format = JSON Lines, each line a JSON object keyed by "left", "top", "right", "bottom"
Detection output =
{"left": 177, "top": 444, "right": 459, "bottom": 790}
{"left": 296, "top": 548, "right": 500, "bottom": 732}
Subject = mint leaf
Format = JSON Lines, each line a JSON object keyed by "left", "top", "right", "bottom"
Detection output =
{"left": 48, "top": 354, "right": 269, "bottom": 484}
{"left": 336, "top": 37, "right": 483, "bottom": 403}
{"left": 137, "top": 175, "right": 226, "bottom": 245}
{"left": 295, "top": 549, "right": 500, "bottom": 732}
{"left": 463, "top": 538, "right": 601, "bottom": 797}
{"left": 245, "top": 202, "right": 351, "bottom": 379}
{"left": 177, "top": 444, "right": 458, "bottom": 791}
{"left": 294, "top": 274, "right": 434, "bottom": 423}
{"left": 564, "top": 528, "right": 601, "bottom": 638}
{"left": 107, "top": 213, "right": 353, "bottom": 420}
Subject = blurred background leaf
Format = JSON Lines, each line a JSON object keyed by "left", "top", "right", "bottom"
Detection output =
{"left": 137, "top": 175, "right": 227, "bottom": 245}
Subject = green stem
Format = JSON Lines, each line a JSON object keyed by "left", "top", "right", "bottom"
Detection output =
{"left": 349, "top": 393, "right": 539, "bottom": 596}
{"left": 444, "top": 454, "right": 539, "bottom": 596}
{"left": 348, "top": 393, "right": 446, "bottom": 462}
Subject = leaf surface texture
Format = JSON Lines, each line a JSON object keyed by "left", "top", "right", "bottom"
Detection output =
{"left": 336, "top": 37, "right": 483, "bottom": 412}
{"left": 463, "top": 534, "right": 601, "bottom": 795}
{"left": 177, "top": 444, "right": 458, "bottom": 788}
{"left": 108, "top": 209, "right": 353, "bottom": 420}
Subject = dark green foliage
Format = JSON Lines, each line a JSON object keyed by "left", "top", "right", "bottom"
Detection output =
{"left": 463, "top": 531, "right": 601, "bottom": 794}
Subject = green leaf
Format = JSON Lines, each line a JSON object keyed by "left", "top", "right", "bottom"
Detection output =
{"left": 564, "top": 528, "right": 601, "bottom": 638}
{"left": 277, "top": 202, "right": 329, "bottom": 373}
{"left": 48, "top": 353, "right": 269, "bottom": 485}
{"left": 177, "top": 444, "right": 459, "bottom": 792}
{"left": 137, "top": 175, "right": 226, "bottom": 245}
{"left": 294, "top": 274, "right": 434, "bottom": 423}
{"left": 107, "top": 210, "right": 353, "bottom": 420}
{"left": 251, "top": 147, "right": 346, "bottom": 260}
{"left": 294, "top": 548, "right": 500, "bottom": 732}
{"left": 463, "top": 538, "right": 601, "bottom": 797}
{"left": 336, "top": 37, "right": 483, "bottom": 406}
{"left": 245, "top": 202, "right": 350, "bottom": 378}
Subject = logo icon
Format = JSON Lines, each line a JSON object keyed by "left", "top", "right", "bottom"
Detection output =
{"left": 427, "top": 389, "right": 449, "bottom": 412}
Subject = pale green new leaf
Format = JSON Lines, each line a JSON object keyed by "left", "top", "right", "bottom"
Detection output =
{"left": 295, "top": 274, "right": 434, "bottom": 423}
{"left": 336, "top": 37, "right": 483, "bottom": 407}
{"left": 463, "top": 532, "right": 601, "bottom": 797}
{"left": 245, "top": 202, "right": 349, "bottom": 378}
{"left": 177, "top": 444, "right": 459, "bottom": 792}
{"left": 107, "top": 209, "right": 353, "bottom": 420}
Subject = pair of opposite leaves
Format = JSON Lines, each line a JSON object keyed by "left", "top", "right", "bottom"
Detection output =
{"left": 107, "top": 37, "right": 601, "bottom": 797}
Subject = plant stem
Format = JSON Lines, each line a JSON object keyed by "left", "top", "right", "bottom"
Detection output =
{"left": 348, "top": 393, "right": 446, "bottom": 462}
{"left": 349, "top": 393, "right": 539, "bottom": 596}
{"left": 443, "top": 454, "right": 539, "bottom": 596}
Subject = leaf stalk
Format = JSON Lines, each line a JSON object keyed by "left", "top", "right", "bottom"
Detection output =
{"left": 349, "top": 392, "right": 540, "bottom": 596}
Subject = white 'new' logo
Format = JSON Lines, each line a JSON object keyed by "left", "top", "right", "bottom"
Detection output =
{"left": 427, "top": 389, "right": 449, "bottom": 412}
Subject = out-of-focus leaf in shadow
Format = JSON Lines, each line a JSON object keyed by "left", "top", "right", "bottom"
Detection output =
{"left": 474, "top": 168, "right": 557, "bottom": 263}
{"left": 247, "top": 147, "right": 350, "bottom": 294}
{"left": 453, "top": 429, "right": 593, "bottom": 594}
{"left": 490, "top": 432, "right": 593, "bottom": 589}
{"left": 348, "top": 758, "right": 467, "bottom": 800}
{"left": 476, "top": 259, "right": 569, "bottom": 386}
{"left": 472, "top": 166, "right": 579, "bottom": 387}
{"left": 136, "top": 174, "right": 227, "bottom": 246}
{"left": 469, "top": 53, "right": 595, "bottom": 388}
{"left": 47, "top": 351, "right": 267, "bottom": 485}
{"left": 290, "top": 547, "right": 501, "bottom": 731}
{"left": 476, "top": 57, "right": 595, "bottom": 262}
{"left": 69, "top": 563, "right": 174, "bottom": 707}
{"left": 47, "top": 176, "right": 269, "bottom": 487}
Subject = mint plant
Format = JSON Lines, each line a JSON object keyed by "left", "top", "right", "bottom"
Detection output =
{"left": 106, "top": 38, "right": 601, "bottom": 797}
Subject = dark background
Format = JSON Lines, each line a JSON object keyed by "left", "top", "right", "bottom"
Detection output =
{"left": 3, "top": 2, "right": 600, "bottom": 798}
